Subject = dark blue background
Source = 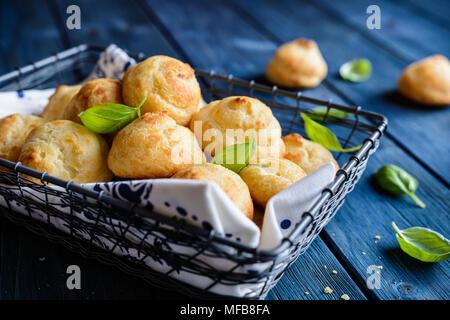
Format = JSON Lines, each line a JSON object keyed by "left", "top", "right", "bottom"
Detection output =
{"left": 0, "top": 0, "right": 448, "bottom": 300}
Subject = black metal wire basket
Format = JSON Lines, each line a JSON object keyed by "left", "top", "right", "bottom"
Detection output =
{"left": 0, "top": 44, "right": 387, "bottom": 299}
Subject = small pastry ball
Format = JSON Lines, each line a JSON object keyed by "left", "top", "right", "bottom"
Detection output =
{"left": 41, "top": 85, "right": 81, "bottom": 121}
{"left": 190, "top": 96, "right": 285, "bottom": 160}
{"left": 266, "top": 38, "right": 327, "bottom": 88}
{"left": 398, "top": 55, "right": 450, "bottom": 106}
{"left": 239, "top": 158, "right": 307, "bottom": 207}
{"left": 63, "top": 79, "right": 123, "bottom": 123}
{"left": 0, "top": 114, "right": 44, "bottom": 162}
{"left": 282, "top": 133, "right": 338, "bottom": 174}
{"left": 18, "top": 120, "right": 112, "bottom": 184}
{"left": 122, "top": 55, "right": 202, "bottom": 126}
{"left": 172, "top": 163, "right": 253, "bottom": 219}
{"left": 108, "top": 112, "right": 205, "bottom": 179}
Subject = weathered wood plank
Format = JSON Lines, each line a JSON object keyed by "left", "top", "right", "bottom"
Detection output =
{"left": 144, "top": 0, "right": 449, "bottom": 300}
{"left": 323, "top": 139, "right": 450, "bottom": 300}
{"left": 0, "top": 0, "right": 183, "bottom": 300}
{"left": 0, "top": 214, "right": 184, "bottom": 299}
{"left": 2, "top": 0, "right": 448, "bottom": 300}
{"left": 50, "top": 0, "right": 178, "bottom": 57}
{"left": 0, "top": 0, "right": 63, "bottom": 74}
{"left": 232, "top": 0, "right": 450, "bottom": 184}
{"left": 0, "top": 0, "right": 69, "bottom": 300}
{"left": 51, "top": 0, "right": 367, "bottom": 300}
{"left": 266, "top": 238, "right": 366, "bottom": 300}
{"left": 0, "top": 216, "right": 20, "bottom": 299}
{"left": 51, "top": 0, "right": 364, "bottom": 299}
{"left": 402, "top": 0, "right": 450, "bottom": 26}
{"left": 226, "top": 0, "right": 450, "bottom": 300}
{"left": 141, "top": 0, "right": 370, "bottom": 300}
{"left": 314, "top": 0, "right": 450, "bottom": 62}
{"left": 0, "top": 0, "right": 362, "bottom": 300}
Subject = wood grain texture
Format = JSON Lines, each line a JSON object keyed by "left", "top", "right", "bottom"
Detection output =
{"left": 322, "top": 136, "right": 450, "bottom": 300}
{"left": 0, "top": 0, "right": 63, "bottom": 74}
{"left": 0, "top": 0, "right": 365, "bottom": 300}
{"left": 0, "top": 0, "right": 448, "bottom": 300}
{"left": 314, "top": 0, "right": 450, "bottom": 62}
{"left": 402, "top": 0, "right": 450, "bottom": 26}
{"left": 232, "top": 0, "right": 450, "bottom": 184}
{"left": 134, "top": 0, "right": 367, "bottom": 300}
{"left": 0, "top": 215, "right": 185, "bottom": 299}
{"left": 49, "top": 0, "right": 178, "bottom": 57}
{"left": 266, "top": 239, "right": 366, "bottom": 300}
{"left": 226, "top": 0, "right": 450, "bottom": 299}
{"left": 145, "top": 0, "right": 449, "bottom": 299}
{"left": 0, "top": 0, "right": 185, "bottom": 300}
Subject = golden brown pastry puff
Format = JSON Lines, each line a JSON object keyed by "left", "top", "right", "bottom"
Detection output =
{"left": 0, "top": 114, "right": 44, "bottom": 162}
{"left": 108, "top": 112, "right": 205, "bottom": 179}
{"left": 63, "top": 79, "right": 123, "bottom": 123}
{"left": 190, "top": 96, "right": 285, "bottom": 160}
{"left": 18, "top": 120, "right": 112, "bottom": 184}
{"left": 266, "top": 38, "right": 327, "bottom": 88}
{"left": 398, "top": 55, "right": 450, "bottom": 106}
{"left": 239, "top": 158, "right": 306, "bottom": 207}
{"left": 122, "top": 55, "right": 202, "bottom": 126}
{"left": 41, "top": 85, "right": 81, "bottom": 121}
{"left": 172, "top": 163, "right": 253, "bottom": 219}
{"left": 282, "top": 133, "right": 338, "bottom": 174}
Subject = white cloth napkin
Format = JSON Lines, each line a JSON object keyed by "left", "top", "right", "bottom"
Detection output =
{"left": 0, "top": 44, "right": 335, "bottom": 297}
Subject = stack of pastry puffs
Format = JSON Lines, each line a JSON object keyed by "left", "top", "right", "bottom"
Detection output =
{"left": 0, "top": 54, "right": 338, "bottom": 222}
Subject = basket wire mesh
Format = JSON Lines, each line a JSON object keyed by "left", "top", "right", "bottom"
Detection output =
{"left": 0, "top": 44, "right": 387, "bottom": 299}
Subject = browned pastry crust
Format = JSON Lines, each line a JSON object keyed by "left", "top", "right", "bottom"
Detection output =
{"left": 190, "top": 96, "right": 285, "bottom": 160}
{"left": 398, "top": 55, "right": 450, "bottom": 106}
{"left": 0, "top": 114, "right": 45, "bottom": 162}
{"left": 63, "top": 79, "right": 123, "bottom": 123}
{"left": 266, "top": 38, "right": 327, "bottom": 88}
{"left": 282, "top": 133, "right": 338, "bottom": 174}
{"left": 18, "top": 120, "right": 112, "bottom": 184}
{"left": 172, "top": 163, "right": 254, "bottom": 219}
{"left": 41, "top": 85, "right": 81, "bottom": 121}
{"left": 122, "top": 55, "right": 202, "bottom": 126}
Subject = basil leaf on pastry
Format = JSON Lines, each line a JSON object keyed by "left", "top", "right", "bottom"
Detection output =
{"left": 190, "top": 96, "right": 285, "bottom": 161}
{"left": 63, "top": 78, "right": 123, "bottom": 124}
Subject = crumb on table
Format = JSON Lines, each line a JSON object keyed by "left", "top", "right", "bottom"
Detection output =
{"left": 323, "top": 286, "right": 333, "bottom": 294}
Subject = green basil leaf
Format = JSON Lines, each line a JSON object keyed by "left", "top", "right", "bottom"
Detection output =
{"left": 392, "top": 222, "right": 450, "bottom": 262}
{"left": 212, "top": 130, "right": 256, "bottom": 173}
{"left": 78, "top": 96, "right": 147, "bottom": 134}
{"left": 308, "top": 107, "right": 350, "bottom": 122}
{"left": 135, "top": 95, "right": 148, "bottom": 117}
{"left": 301, "top": 113, "right": 361, "bottom": 152}
{"left": 340, "top": 58, "right": 372, "bottom": 82}
{"left": 374, "top": 165, "right": 425, "bottom": 208}
{"left": 79, "top": 104, "right": 138, "bottom": 134}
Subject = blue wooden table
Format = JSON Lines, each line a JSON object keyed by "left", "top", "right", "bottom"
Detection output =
{"left": 0, "top": 0, "right": 448, "bottom": 300}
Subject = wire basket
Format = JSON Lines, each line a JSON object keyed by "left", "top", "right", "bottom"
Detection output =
{"left": 0, "top": 44, "right": 387, "bottom": 299}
